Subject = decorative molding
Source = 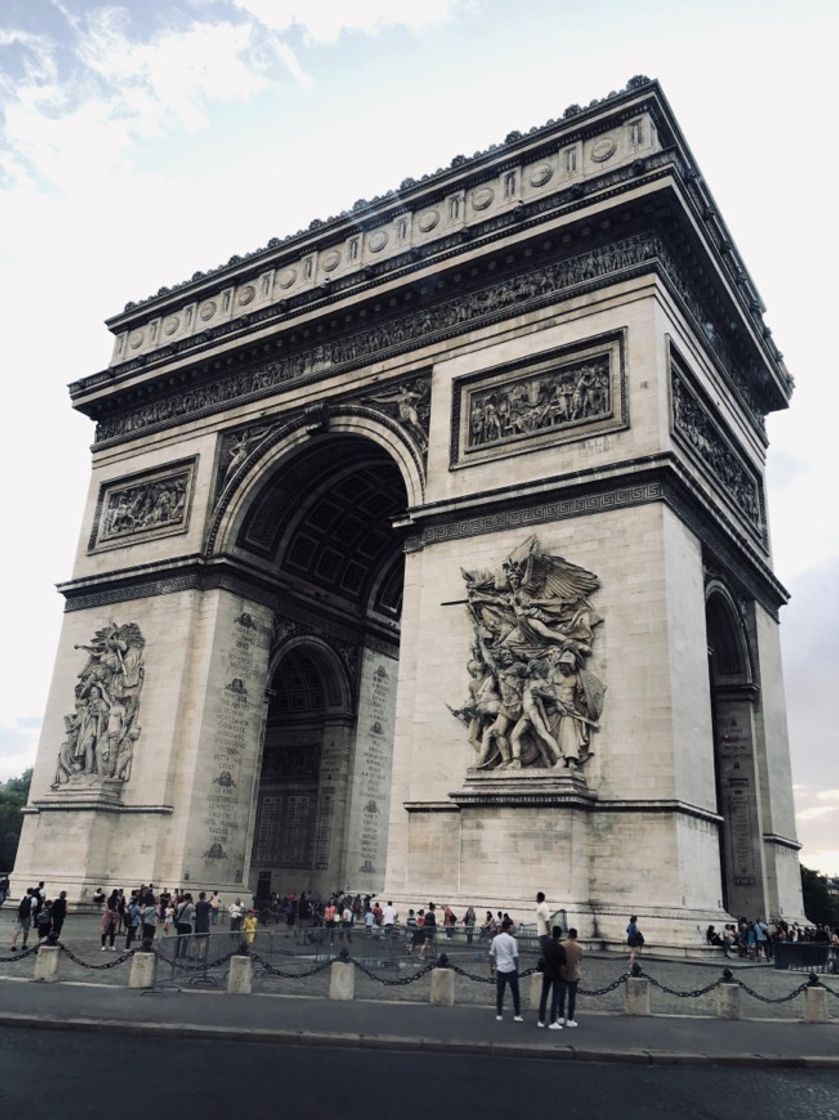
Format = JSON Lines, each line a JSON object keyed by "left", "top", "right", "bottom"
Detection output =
{"left": 89, "top": 225, "right": 769, "bottom": 448}
{"left": 29, "top": 801, "right": 174, "bottom": 815}
{"left": 762, "top": 832, "right": 802, "bottom": 851}
{"left": 88, "top": 457, "right": 197, "bottom": 553}
{"left": 450, "top": 330, "right": 626, "bottom": 468}
{"left": 669, "top": 345, "right": 766, "bottom": 543}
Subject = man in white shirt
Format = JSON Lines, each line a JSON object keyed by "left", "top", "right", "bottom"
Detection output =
{"left": 535, "top": 891, "right": 551, "bottom": 953}
{"left": 382, "top": 901, "right": 398, "bottom": 936}
{"left": 489, "top": 917, "right": 523, "bottom": 1022}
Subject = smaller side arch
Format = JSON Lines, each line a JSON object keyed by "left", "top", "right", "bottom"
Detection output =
{"left": 268, "top": 634, "right": 354, "bottom": 717}
{"left": 705, "top": 580, "right": 754, "bottom": 687}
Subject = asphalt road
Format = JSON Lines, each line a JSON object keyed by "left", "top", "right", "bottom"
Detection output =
{"left": 0, "top": 1027, "right": 837, "bottom": 1120}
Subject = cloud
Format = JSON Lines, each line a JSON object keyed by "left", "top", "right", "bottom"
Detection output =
{"left": 0, "top": 720, "right": 40, "bottom": 781}
{"left": 231, "top": 0, "right": 470, "bottom": 44}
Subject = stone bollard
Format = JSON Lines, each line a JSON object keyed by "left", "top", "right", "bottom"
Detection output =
{"left": 624, "top": 976, "right": 650, "bottom": 1016}
{"left": 530, "top": 971, "right": 543, "bottom": 1011}
{"left": 227, "top": 954, "right": 253, "bottom": 995}
{"left": 33, "top": 944, "right": 60, "bottom": 983}
{"left": 329, "top": 960, "right": 355, "bottom": 1001}
{"left": 128, "top": 951, "right": 157, "bottom": 990}
{"left": 804, "top": 985, "right": 829, "bottom": 1023}
{"left": 716, "top": 983, "right": 741, "bottom": 1020}
{"left": 430, "top": 967, "right": 455, "bottom": 1006}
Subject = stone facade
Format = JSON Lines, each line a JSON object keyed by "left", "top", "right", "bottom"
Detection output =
{"left": 14, "top": 78, "right": 803, "bottom": 946}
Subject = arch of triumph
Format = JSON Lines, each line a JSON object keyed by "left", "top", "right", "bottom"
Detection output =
{"left": 14, "top": 78, "right": 804, "bottom": 945}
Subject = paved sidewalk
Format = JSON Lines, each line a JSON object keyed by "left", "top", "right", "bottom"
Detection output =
{"left": 0, "top": 975, "right": 836, "bottom": 1068}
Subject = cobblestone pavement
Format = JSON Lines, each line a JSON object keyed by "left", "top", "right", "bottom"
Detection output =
{"left": 2, "top": 911, "right": 835, "bottom": 1020}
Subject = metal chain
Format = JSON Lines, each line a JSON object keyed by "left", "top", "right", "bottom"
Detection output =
{"left": 351, "top": 960, "right": 435, "bottom": 986}
{"left": 58, "top": 943, "right": 138, "bottom": 970}
{"left": 249, "top": 951, "right": 334, "bottom": 979}
{"left": 735, "top": 979, "right": 811, "bottom": 1003}
{"left": 0, "top": 944, "right": 40, "bottom": 963}
{"left": 579, "top": 972, "right": 630, "bottom": 997}
{"left": 638, "top": 970, "right": 725, "bottom": 999}
{"left": 448, "top": 964, "right": 495, "bottom": 984}
{"left": 160, "top": 949, "right": 240, "bottom": 972}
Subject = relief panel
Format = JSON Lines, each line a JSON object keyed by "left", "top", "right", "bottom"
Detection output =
{"left": 89, "top": 457, "right": 197, "bottom": 552}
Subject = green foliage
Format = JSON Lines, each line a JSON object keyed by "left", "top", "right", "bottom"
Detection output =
{"left": 0, "top": 768, "right": 32, "bottom": 871}
{"left": 800, "top": 864, "right": 839, "bottom": 927}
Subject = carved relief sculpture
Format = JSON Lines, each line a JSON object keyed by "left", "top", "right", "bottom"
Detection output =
{"left": 91, "top": 460, "right": 195, "bottom": 550}
{"left": 364, "top": 378, "right": 430, "bottom": 450}
{"left": 449, "top": 536, "right": 605, "bottom": 774}
{"left": 51, "top": 622, "right": 146, "bottom": 790}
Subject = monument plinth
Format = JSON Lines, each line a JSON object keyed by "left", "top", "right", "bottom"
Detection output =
{"left": 14, "top": 77, "right": 803, "bottom": 944}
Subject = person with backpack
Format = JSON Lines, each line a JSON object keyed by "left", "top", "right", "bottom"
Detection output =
{"left": 174, "top": 893, "right": 195, "bottom": 958}
{"left": 626, "top": 915, "right": 644, "bottom": 963}
{"left": 51, "top": 891, "right": 68, "bottom": 939}
{"left": 35, "top": 900, "right": 53, "bottom": 942}
{"left": 10, "top": 889, "right": 33, "bottom": 951}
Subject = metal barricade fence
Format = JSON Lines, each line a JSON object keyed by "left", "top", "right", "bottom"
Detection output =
{"left": 773, "top": 941, "right": 838, "bottom": 973}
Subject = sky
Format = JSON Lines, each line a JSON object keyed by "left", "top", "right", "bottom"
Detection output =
{"left": 0, "top": 0, "right": 837, "bottom": 874}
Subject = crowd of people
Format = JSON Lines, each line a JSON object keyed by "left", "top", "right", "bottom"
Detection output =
{"left": 705, "top": 917, "right": 839, "bottom": 959}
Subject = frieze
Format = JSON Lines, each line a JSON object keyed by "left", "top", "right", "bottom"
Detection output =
{"left": 451, "top": 332, "right": 626, "bottom": 468}
{"left": 94, "top": 227, "right": 766, "bottom": 447}
{"left": 669, "top": 352, "right": 765, "bottom": 540}
{"left": 89, "top": 458, "right": 196, "bottom": 552}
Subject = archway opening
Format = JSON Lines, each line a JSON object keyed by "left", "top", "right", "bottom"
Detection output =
{"left": 243, "top": 435, "right": 409, "bottom": 900}
{"left": 706, "top": 588, "right": 765, "bottom": 920}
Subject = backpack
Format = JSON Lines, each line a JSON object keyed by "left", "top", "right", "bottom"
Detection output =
{"left": 18, "top": 895, "right": 32, "bottom": 919}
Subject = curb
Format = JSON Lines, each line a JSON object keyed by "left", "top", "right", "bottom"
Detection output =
{"left": 0, "top": 1011, "right": 835, "bottom": 1069}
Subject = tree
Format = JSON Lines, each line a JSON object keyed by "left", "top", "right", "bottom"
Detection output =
{"left": 800, "top": 864, "right": 839, "bottom": 927}
{"left": 0, "top": 768, "right": 32, "bottom": 872}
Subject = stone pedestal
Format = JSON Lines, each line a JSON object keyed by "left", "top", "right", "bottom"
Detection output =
{"left": 716, "top": 983, "right": 740, "bottom": 1020}
{"left": 430, "top": 967, "right": 455, "bottom": 1006}
{"left": 329, "top": 961, "right": 354, "bottom": 1001}
{"left": 530, "top": 971, "right": 543, "bottom": 1011}
{"left": 227, "top": 954, "right": 253, "bottom": 995}
{"left": 33, "top": 945, "right": 60, "bottom": 983}
{"left": 803, "top": 986, "right": 829, "bottom": 1023}
{"left": 624, "top": 977, "right": 650, "bottom": 1016}
{"left": 128, "top": 951, "right": 157, "bottom": 990}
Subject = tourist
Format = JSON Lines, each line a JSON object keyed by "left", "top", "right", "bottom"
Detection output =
{"left": 535, "top": 891, "right": 551, "bottom": 953}
{"left": 481, "top": 910, "right": 496, "bottom": 939}
{"left": 423, "top": 903, "right": 437, "bottom": 954}
{"left": 537, "top": 925, "right": 565, "bottom": 1029}
{"left": 364, "top": 906, "right": 376, "bottom": 938}
{"left": 489, "top": 917, "right": 523, "bottom": 1022}
{"left": 51, "top": 891, "right": 68, "bottom": 939}
{"left": 210, "top": 891, "right": 221, "bottom": 926}
{"left": 443, "top": 905, "right": 457, "bottom": 939}
{"left": 557, "top": 927, "right": 582, "bottom": 1028}
{"left": 323, "top": 899, "right": 338, "bottom": 944}
{"left": 125, "top": 896, "right": 142, "bottom": 948}
{"left": 92, "top": 887, "right": 106, "bottom": 908}
{"left": 101, "top": 896, "right": 119, "bottom": 951}
{"left": 35, "top": 900, "right": 53, "bottom": 942}
{"left": 243, "top": 910, "right": 258, "bottom": 945}
{"left": 228, "top": 896, "right": 245, "bottom": 933}
{"left": 755, "top": 917, "right": 769, "bottom": 960}
{"left": 382, "top": 900, "right": 397, "bottom": 936}
{"left": 10, "top": 889, "right": 33, "bottom": 951}
{"left": 174, "top": 892, "right": 195, "bottom": 958}
{"left": 410, "top": 909, "right": 426, "bottom": 957}
{"left": 463, "top": 905, "right": 476, "bottom": 945}
{"left": 340, "top": 903, "right": 354, "bottom": 945}
{"left": 141, "top": 895, "right": 159, "bottom": 943}
{"left": 626, "top": 915, "right": 644, "bottom": 963}
{"left": 0, "top": 872, "right": 9, "bottom": 909}
{"left": 194, "top": 892, "right": 212, "bottom": 958}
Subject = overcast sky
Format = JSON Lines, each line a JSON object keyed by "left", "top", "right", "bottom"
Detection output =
{"left": 1, "top": 0, "right": 837, "bottom": 875}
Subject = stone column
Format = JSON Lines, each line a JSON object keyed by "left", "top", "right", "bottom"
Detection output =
{"left": 128, "top": 951, "right": 157, "bottom": 990}
{"left": 329, "top": 960, "right": 355, "bottom": 1000}
{"left": 803, "top": 985, "right": 829, "bottom": 1023}
{"left": 430, "top": 967, "right": 455, "bottom": 1006}
{"left": 624, "top": 976, "right": 650, "bottom": 1015}
{"left": 716, "top": 983, "right": 740, "bottom": 1019}
{"left": 33, "top": 945, "right": 60, "bottom": 983}
{"left": 227, "top": 954, "right": 253, "bottom": 994}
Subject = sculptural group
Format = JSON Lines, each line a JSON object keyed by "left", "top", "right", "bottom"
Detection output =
{"left": 52, "top": 622, "right": 145, "bottom": 790}
{"left": 450, "top": 537, "right": 605, "bottom": 773}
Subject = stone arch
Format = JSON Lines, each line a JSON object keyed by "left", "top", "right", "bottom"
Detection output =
{"left": 205, "top": 407, "right": 424, "bottom": 560}
{"left": 705, "top": 580, "right": 754, "bottom": 687}
{"left": 267, "top": 633, "right": 353, "bottom": 717}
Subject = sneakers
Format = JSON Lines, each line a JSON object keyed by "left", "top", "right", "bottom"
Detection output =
{"left": 495, "top": 1015, "right": 503, "bottom": 1021}
{"left": 513, "top": 1016, "right": 524, "bottom": 1023}
{"left": 536, "top": 1021, "right": 546, "bottom": 1028}
{"left": 564, "top": 1019, "right": 579, "bottom": 1028}
{"left": 548, "top": 1021, "right": 564, "bottom": 1030}
{"left": 101, "top": 946, "right": 106, "bottom": 952}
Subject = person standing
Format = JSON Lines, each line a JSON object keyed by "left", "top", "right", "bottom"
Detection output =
{"left": 489, "top": 917, "right": 523, "bottom": 1022}
{"left": 125, "top": 897, "right": 142, "bottom": 948}
{"left": 100, "top": 897, "right": 119, "bottom": 951}
{"left": 140, "top": 895, "right": 159, "bottom": 943}
{"left": 194, "top": 892, "right": 212, "bottom": 959}
{"left": 557, "top": 927, "right": 583, "bottom": 1028}
{"left": 463, "top": 905, "right": 477, "bottom": 945}
{"left": 537, "top": 925, "right": 566, "bottom": 1029}
{"left": 10, "top": 889, "right": 33, "bottom": 951}
{"left": 626, "top": 915, "right": 644, "bottom": 964}
{"left": 535, "top": 891, "right": 551, "bottom": 953}
{"left": 228, "top": 897, "right": 245, "bottom": 934}
{"left": 210, "top": 891, "right": 221, "bottom": 926}
{"left": 0, "top": 872, "right": 10, "bottom": 910}
{"left": 423, "top": 903, "right": 437, "bottom": 956}
{"left": 50, "top": 891, "right": 68, "bottom": 939}
{"left": 382, "top": 900, "right": 397, "bottom": 936}
{"left": 174, "top": 893, "right": 195, "bottom": 958}
{"left": 35, "top": 900, "right": 53, "bottom": 942}
{"left": 323, "top": 899, "right": 337, "bottom": 944}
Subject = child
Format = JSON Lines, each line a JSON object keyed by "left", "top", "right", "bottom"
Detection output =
{"left": 243, "top": 910, "right": 258, "bottom": 945}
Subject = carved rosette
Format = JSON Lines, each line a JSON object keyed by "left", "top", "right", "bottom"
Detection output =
{"left": 51, "top": 622, "right": 146, "bottom": 794}
{"left": 449, "top": 536, "right": 606, "bottom": 778}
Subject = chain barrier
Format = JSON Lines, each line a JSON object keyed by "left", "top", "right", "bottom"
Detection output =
{"left": 0, "top": 944, "right": 40, "bottom": 964}
{"left": 579, "top": 972, "right": 631, "bottom": 997}
{"left": 157, "top": 949, "right": 241, "bottom": 973}
{"left": 734, "top": 979, "right": 811, "bottom": 1004}
{"left": 636, "top": 968, "right": 725, "bottom": 999}
{"left": 249, "top": 951, "right": 334, "bottom": 979}
{"left": 351, "top": 960, "right": 436, "bottom": 986}
{"left": 448, "top": 964, "right": 495, "bottom": 984}
{"left": 58, "top": 943, "right": 138, "bottom": 970}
